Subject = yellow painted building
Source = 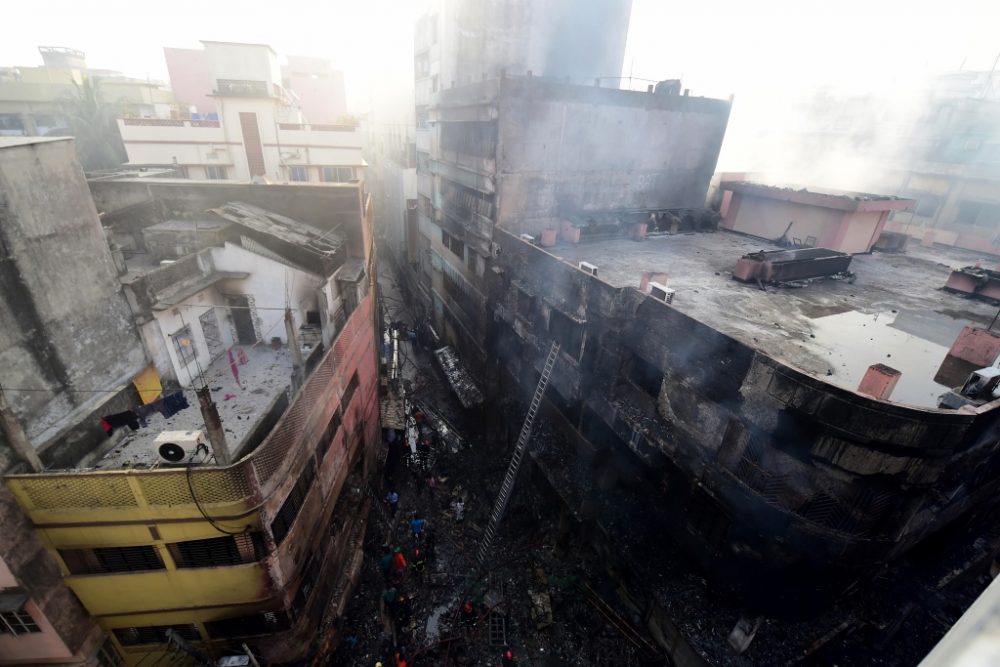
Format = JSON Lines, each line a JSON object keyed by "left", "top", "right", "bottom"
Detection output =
{"left": 6, "top": 289, "right": 380, "bottom": 665}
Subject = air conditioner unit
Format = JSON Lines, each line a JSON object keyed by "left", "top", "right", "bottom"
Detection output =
{"left": 154, "top": 430, "right": 207, "bottom": 464}
{"left": 519, "top": 233, "right": 536, "bottom": 244}
{"left": 578, "top": 261, "right": 598, "bottom": 276}
{"left": 648, "top": 281, "right": 675, "bottom": 304}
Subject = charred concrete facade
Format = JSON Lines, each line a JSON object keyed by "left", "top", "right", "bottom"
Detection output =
{"left": 0, "top": 138, "right": 148, "bottom": 464}
{"left": 400, "top": 76, "right": 730, "bottom": 374}
{"left": 487, "top": 231, "right": 1000, "bottom": 613}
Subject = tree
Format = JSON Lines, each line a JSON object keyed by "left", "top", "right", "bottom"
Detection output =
{"left": 60, "top": 75, "right": 126, "bottom": 171}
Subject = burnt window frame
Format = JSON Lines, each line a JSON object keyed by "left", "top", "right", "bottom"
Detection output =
{"left": 318, "top": 409, "right": 342, "bottom": 461}
{"left": 204, "top": 611, "right": 290, "bottom": 639}
{"left": 113, "top": 624, "right": 200, "bottom": 646}
{"left": 547, "top": 309, "right": 585, "bottom": 360}
{"left": 270, "top": 456, "right": 317, "bottom": 545}
{"left": 340, "top": 372, "right": 359, "bottom": 414}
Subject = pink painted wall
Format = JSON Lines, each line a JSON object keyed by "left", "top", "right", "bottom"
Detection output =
{"left": 723, "top": 192, "right": 884, "bottom": 254}
{"left": 283, "top": 56, "right": 347, "bottom": 122}
{"left": 0, "top": 559, "right": 74, "bottom": 664}
{"left": 163, "top": 47, "right": 217, "bottom": 115}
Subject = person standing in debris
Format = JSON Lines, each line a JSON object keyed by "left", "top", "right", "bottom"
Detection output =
{"left": 386, "top": 490, "right": 399, "bottom": 514}
{"left": 460, "top": 600, "right": 477, "bottom": 629}
{"left": 424, "top": 529, "right": 436, "bottom": 563}
{"left": 380, "top": 546, "right": 394, "bottom": 582}
{"left": 394, "top": 651, "right": 408, "bottom": 667}
{"left": 501, "top": 648, "right": 518, "bottom": 667}
{"left": 392, "top": 547, "right": 408, "bottom": 583}
{"left": 381, "top": 586, "right": 398, "bottom": 625}
{"left": 396, "top": 592, "right": 412, "bottom": 628}
{"left": 452, "top": 498, "right": 465, "bottom": 522}
{"left": 410, "top": 514, "right": 427, "bottom": 540}
{"left": 411, "top": 546, "right": 426, "bottom": 582}
{"left": 416, "top": 438, "right": 431, "bottom": 470}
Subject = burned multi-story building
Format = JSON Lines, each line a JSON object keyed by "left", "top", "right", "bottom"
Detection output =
{"left": 401, "top": 76, "right": 731, "bottom": 374}
{"left": 369, "top": 1, "right": 1000, "bottom": 635}
{"left": 0, "top": 139, "right": 380, "bottom": 666}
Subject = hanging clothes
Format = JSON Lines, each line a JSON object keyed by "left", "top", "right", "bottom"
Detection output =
{"left": 228, "top": 349, "right": 241, "bottom": 385}
{"left": 159, "top": 391, "right": 190, "bottom": 418}
{"left": 104, "top": 411, "right": 140, "bottom": 432}
{"left": 132, "top": 365, "right": 162, "bottom": 405}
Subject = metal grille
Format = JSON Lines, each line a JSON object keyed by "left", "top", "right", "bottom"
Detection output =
{"left": 95, "top": 545, "right": 164, "bottom": 572}
{"left": 138, "top": 467, "right": 251, "bottom": 506}
{"left": 488, "top": 613, "right": 507, "bottom": 646}
{"left": 19, "top": 476, "right": 138, "bottom": 509}
{"left": 172, "top": 533, "right": 263, "bottom": 568}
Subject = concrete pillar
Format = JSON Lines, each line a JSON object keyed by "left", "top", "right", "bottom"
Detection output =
{"left": 196, "top": 386, "right": 229, "bottom": 465}
{"left": 539, "top": 229, "right": 557, "bottom": 247}
{"left": 858, "top": 364, "right": 901, "bottom": 400}
{"left": 948, "top": 326, "right": 1000, "bottom": 368}
{"left": 630, "top": 222, "right": 648, "bottom": 241}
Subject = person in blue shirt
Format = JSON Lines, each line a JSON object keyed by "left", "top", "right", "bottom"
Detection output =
{"left": 409, "top": 515, "right": 426, "bottom": 539}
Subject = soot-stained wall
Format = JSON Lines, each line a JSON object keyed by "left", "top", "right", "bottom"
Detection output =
{"left": 489, "top": 228, "right": 1000, "bottom": 610}
{"left": 0, "top": 139, "right": 148, "bottom": 450}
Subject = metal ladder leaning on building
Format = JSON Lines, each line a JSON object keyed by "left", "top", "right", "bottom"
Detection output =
{"left": 476, "top": 340, "right": 561, "bottom": 566}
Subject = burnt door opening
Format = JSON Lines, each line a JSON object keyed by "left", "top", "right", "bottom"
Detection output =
{"left": 227, "top": 295, "right": 258, "bottom": 344}
{"left": 199, "top": 309, "right": 225, "bottom": 361}
{"left": 239, "top": 112, "right": 266, "bottom": 177}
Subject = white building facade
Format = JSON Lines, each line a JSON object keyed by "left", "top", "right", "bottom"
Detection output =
{"left": 118, "top": 42, "right": 365, "bottom": 183}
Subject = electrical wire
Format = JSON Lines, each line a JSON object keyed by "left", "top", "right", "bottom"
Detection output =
{"left": 185, "top": 445, "right": 251, "bottom": 536}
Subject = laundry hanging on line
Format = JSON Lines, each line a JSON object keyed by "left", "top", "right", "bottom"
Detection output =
{"left": 101, "top": 390, "right": 190, "bottom": 436}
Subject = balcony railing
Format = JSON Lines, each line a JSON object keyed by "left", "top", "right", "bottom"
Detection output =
{"left": 121, "top": 118, "right": 221, "bottom": 128}
{"left": 278, "top": 123, "right": 357, "bottom": 133}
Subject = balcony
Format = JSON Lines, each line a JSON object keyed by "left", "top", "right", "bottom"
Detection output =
{"left": 66, "top": 563, "right": 270, "bottom": 616}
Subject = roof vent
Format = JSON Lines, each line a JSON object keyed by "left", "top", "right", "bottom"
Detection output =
{"left": 648, "top": 281, "right": 675, "bottom": 304}
{"left": 578, "top": 261, "right": 598, "bottom": 276}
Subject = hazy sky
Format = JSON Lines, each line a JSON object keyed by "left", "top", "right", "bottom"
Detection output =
{"left": 2, "top": 0, "right": 998, "bottom": 172}
{"left": 3, "top": 0, "right": 997, "bottom": 107}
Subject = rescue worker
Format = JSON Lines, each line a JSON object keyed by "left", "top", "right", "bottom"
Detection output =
{"left": 392, "top": 546, "right": 408, "bottom": 582}
{"left": 412, "top": 547, "right": 426, "bottom": 573}
{"left": 396, "top": 592, "right": 412, "bottom": 628}
{"left": 501, "top": 648, "right": 518, "bottom": 667}
{"left": 395, "top": 651, "right": 408, "bottom": 667}
{"left": 460, "top": 600, "right": 477, "bottom": 629}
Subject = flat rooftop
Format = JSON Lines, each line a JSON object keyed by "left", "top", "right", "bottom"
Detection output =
{"left": 722, "top": 181, "right": 915, "bottom": 211}
{"left": 553, "top": 231, "right": 1000, "bottom": 409}
{"left": 89, "top": 344, "right": 292, "bottom": 470}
